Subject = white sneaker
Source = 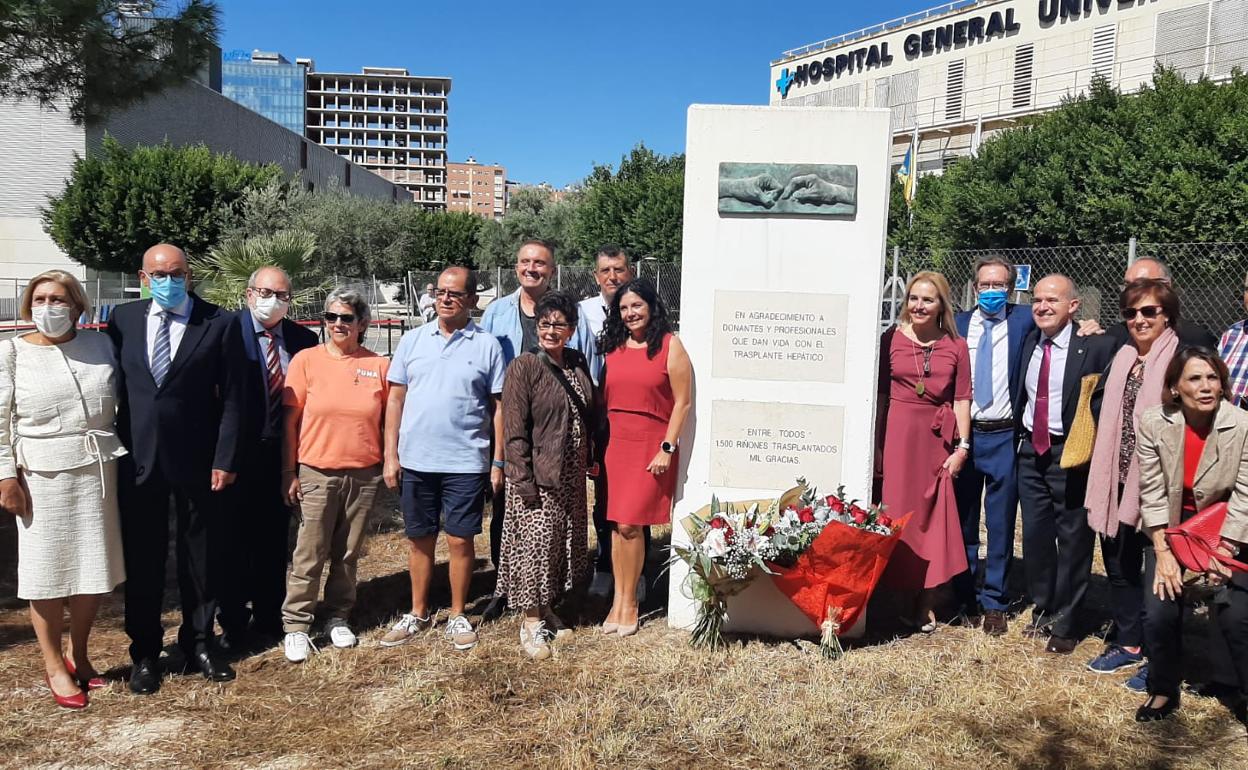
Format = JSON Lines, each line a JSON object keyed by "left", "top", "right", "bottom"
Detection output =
{"left": 520, "top": 621, "right": 552, "bottom": 660}
{"left": 588, "top": 571, "right": 614, "bottom": 597}
{"left": 444, "top": 614, "right": 479, "bottom": 651}
{"left": 284, "top": 631, "right": 317, "bottom": 663}
{"left": 326, "top": 619, "right": 358, "bottom": 649}
{"left": 637, "top": 575, "right": 647, "bottom": 604}
{"left": 379, "top": 613, "right": 432, "bottom": 647}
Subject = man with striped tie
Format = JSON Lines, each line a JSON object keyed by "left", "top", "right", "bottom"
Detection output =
{"left": 107, "top": 243, "right": 246, "bottom": 694}
{"left": 218, "top": 267, "right": 317, "bottom": 654}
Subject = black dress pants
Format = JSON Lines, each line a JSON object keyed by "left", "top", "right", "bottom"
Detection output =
{"left": 1100, "top": 520, "right": 1149, "bottom": 648}
{"left": 120, "top": 458, "right": 223, "bottom": 663}
{"left": 218, "top": 439, "right": 289, "bottom": 636}
{"left": 1144, "top": 550, "right": 1248, "bottom": 697}
{"left": 1018, "top": 436, "right": 1095, "bottom": 639}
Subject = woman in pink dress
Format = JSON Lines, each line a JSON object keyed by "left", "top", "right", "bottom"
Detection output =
{"left": 876, "top": 271, "right": 971, "bottom": 632}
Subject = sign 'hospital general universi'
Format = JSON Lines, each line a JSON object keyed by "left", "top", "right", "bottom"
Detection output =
{"left": 775, "top": 0, "right": 1154, "bottom": 98}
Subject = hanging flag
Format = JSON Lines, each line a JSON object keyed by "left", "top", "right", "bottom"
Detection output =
{"left": 969, "top": 115, "right": 984, "bottom": 158}
{"left": 895, "top": 126, "right": 920, "bottom": 207}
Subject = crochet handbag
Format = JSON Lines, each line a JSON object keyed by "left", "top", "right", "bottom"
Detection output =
{"left": 1164, "top": 502, "right": 1248, "bottom": 573}
{"left": 1059, "top": 374, "right": 1099, "bottom": 469}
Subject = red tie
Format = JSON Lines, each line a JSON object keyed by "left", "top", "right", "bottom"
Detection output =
{"left": 1032, "top": 339, "right": 1053, "bottom": 455}
{"left": 263, "top": 330, "right": 283, "bottom": 404}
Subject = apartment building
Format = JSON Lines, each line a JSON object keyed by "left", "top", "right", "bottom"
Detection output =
{"left": 305, "top": 66, "right": 450, "bottom": 209}
{"left": 221, "top": 49, "right": 310, "bottom": 136}
{"left": 447, "top": 158, "right": 507, "bottom": 220}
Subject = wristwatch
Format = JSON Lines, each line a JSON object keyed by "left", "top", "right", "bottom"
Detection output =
{"left": 661, "top": 441, "right": 676, "bottom": 454}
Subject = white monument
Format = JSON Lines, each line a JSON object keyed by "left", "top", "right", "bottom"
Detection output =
{"left": 669, "top": 105, "right": 893, "bottom": 635}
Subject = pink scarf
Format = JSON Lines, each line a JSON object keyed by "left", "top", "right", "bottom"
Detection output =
{"left": 1085, "top": 327, "right": 1179, "bottom": 537}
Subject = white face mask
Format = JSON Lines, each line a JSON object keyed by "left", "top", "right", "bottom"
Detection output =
{"left": 251, "top": 294, "right": 289, "bottom": 325}
{"left": 32, "top": 305, "right": 74, "bottom": 338}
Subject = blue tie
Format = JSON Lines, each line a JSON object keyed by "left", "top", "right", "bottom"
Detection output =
{"left": 974, "top": 315, "right": 999, "bottom": 410}
{"left": 151, "top": 312, "right": 172, "bottom": 387}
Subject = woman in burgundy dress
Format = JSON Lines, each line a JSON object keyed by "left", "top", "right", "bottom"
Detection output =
{"left": 877, "top": 270, "right": 971, "bottom": 632}
{"left": 600, "top": 278, "right": 692, "bottom": 637}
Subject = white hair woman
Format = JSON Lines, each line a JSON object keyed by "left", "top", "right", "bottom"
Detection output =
{"left": 279, "top": 288, "right": 390, "bottom": 663}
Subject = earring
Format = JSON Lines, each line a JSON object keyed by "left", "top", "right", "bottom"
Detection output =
{"left": 1171, "top": 389, "right": 1179, "bottom": 399}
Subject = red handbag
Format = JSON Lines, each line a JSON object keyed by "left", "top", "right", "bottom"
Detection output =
{"left": 1164, "top": 502, "right": 1248, "bottom": 573}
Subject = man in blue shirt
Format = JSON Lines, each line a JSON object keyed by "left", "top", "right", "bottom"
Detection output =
{"left": 480, "top": 239, "right": 595, "bottom": 620}
{"left": 381, "top": 266, "right": 506, "bottom": 650}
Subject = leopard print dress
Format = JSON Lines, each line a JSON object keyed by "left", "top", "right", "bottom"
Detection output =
{"left": 496, "top": 370, "right": 589, "bottom": 611}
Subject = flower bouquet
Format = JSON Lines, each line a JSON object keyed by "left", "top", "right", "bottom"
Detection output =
{"left": 672, "top": 495, "right": 784, "bottom": 650}
{"left": 672, "top": 479, "right": 907, "bottom": 655}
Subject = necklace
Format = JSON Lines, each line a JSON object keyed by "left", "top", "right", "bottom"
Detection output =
{"left": 325, "top": 343, "right": 360, "bottom": 385}
{"left": 908, "top": 334, "right": 936, "bottom": 397}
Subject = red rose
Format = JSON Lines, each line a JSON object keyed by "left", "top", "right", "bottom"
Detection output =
{"left": 798, "top": 508, "right": 815, "bottom": 524}
{"left": 764, "top": 526, "right": 775, "bottom": 536}
{"left": 878, "top": 514, "right": 893, "bottom": 528}
{"left": 828, "top": 497, "right": 846, "bottom": 514}
{"left": 851, "top": 509, "right": 868, "bottom": 525}
{"left": 710, "top": 518, "right": 726, "bottom": 529}
{"left": 725, "top": 526, "right": 735, "bottom": 541}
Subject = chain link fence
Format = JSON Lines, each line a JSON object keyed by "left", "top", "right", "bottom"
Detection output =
{"left": 887, "top": 240, "right": 1248, "bottom": 338}
{"left": 407, "top": 262, "right": 683, "bottom": 328}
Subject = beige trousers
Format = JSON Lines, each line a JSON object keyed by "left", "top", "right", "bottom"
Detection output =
{"left": 281, "top": 464, "right": 382, "bottom": 633}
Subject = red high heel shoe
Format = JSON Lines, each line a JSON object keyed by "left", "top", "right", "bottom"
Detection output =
{"left": 63, "top": 657, "right": 107, "bottom": 690}
{"left": 44, "top": 674, "right": 88, "bottom": 710}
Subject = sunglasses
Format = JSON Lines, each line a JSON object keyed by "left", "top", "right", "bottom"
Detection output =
{"left": 323, "top": 311, "right": 357, "bottom": 324}
{"left": 1121, "top": 305, "right": 1164, "bottom": 321}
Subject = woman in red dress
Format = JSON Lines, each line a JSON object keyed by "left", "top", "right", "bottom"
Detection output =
{"left": 877, "top": 271, "right": 971, "bottom": 632}
{"left": 600, "top": 278, "right": 692, "bottom": 637}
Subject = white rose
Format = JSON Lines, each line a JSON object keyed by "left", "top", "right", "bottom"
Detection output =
{"left": 703, "top": 528, "right": 728, "bottom": 558}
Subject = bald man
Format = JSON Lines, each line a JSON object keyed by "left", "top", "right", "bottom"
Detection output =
{"left": 217, "top": 266, "right": 318, "bottom": 653}
{"left": 1106, "top": 259, "right": 1218, "bottom": 349}
{"left": 106, "top": 243, "right": 246, "bottom": 693}
{"left": 1013, "top": 274, "right": 1121, "bottom": 654}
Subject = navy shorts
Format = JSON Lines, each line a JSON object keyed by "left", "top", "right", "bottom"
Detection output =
{"left": 401, "top": 470, "right": 487, "bottom": 539}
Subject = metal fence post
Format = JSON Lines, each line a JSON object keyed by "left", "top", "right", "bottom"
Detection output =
{"left": 890, "top": 245, "right": 900, "bottom": 325}
{"left": 557, "top": 264, "right": 562, "bottom": 290}
{"left": 1128, "top": 236, "right": 1137, "bottom": 266}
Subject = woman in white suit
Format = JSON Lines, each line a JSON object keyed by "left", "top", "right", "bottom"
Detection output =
{"left": 0, "top": 271, "right": 127, "bottom": 709}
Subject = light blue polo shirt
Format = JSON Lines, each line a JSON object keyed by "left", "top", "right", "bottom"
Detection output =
{"left": 389, "top": 320, "right": 506, "bottom": 473}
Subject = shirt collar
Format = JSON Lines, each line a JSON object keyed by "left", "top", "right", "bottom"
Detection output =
{"left": 426, "top": 319, "right": 477, "bottom": 339}
{"left": 149, "top": 295, "right": 191, "bottom": 319}
{"left": 1045, "top": 322, "right": 1073, "bottom": 349}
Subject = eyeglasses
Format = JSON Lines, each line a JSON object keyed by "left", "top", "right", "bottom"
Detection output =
{"left": 323, "top": 311, "right": 357, "bottom": 324}
{"left": 433, "top": 289, "right": 468, "bottom": 301}
{"left": 145, "top": 270, "right": 187, "bottom": 280}
{"left": 1121, "top": 305, "right": 1164, "bottom": 321}
{"left": 537, "top": 321, "right": 573, "bottom": 331}
{"left": 977, "top": 282, "right": 1010, "bottom": 291}
{"left": 251, "top": 287, "right": 292, "bottom": 302}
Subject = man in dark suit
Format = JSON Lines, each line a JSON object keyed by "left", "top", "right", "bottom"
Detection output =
{"left": 107, "top": 243, "right": 245, "bottom": 694}
{"left": 953, "top": 256, "right": 1035, "bottom": 635}
{"left": 1014, "top": 274, "right": 1121, "bottom": 654}
{"left": 1106, "top": 258, "right": 1218, "bottom": 349}
{"left": 217, "top": 266, "right": 318, "bottom": 652}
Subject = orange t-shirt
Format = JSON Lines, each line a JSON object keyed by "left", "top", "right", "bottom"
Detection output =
{"left": 283, "top": 345, "right": 390, "bottom": 469}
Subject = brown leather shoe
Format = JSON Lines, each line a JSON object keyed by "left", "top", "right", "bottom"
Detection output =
{"left": 982, "top": 610, "right": 1008, "bottom": 637}
{"left": 1045, "top": 635, "right": 1078, "bottom": 654}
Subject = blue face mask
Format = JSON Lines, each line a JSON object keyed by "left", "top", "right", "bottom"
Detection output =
{"left": 978, "top": 289, "right": 1008, "bottom": 315}
{"left": 148, "top": 275, "right": 188, "bottom": 310}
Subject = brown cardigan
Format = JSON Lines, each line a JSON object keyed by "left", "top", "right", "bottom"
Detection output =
{"left": 502, "top": 349, "right": 597, "bottom": 502}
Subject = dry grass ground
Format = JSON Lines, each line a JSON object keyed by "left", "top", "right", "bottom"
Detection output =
{"left": 2, "top": 499, "right": 1247, "bottom": 769}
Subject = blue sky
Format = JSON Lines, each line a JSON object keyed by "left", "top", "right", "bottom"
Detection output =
{"left": 216, "top": 0, "right": 934, "bottom": 186}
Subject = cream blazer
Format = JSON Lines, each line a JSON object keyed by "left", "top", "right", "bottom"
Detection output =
{"left": 1137, "top": 402, "right": 1248, "bottom": 543}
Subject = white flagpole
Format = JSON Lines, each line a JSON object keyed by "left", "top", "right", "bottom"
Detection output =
{"left": 969, "top": 115, "right": 983, "bottom": 158}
